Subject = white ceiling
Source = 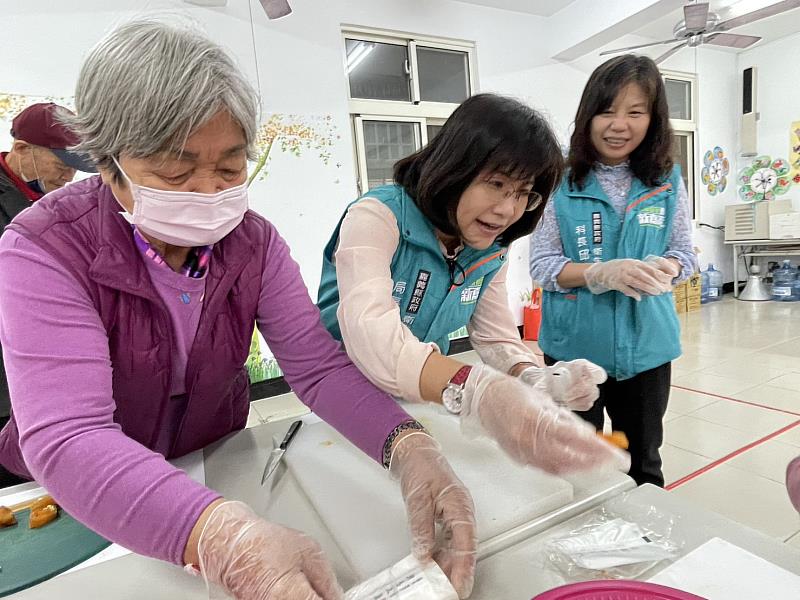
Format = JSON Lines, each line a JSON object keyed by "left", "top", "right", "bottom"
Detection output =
{"left": 634, "top": 0, "right": 800, "bottom": 52}
{"left": 451, "top": 0, "right": 577, "bottom": 17}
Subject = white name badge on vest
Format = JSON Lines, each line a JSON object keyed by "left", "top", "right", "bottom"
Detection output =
{"left": 637, "top": 206, "right": 666, "bottom": 229}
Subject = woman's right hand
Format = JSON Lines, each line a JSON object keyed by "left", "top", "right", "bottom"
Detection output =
{"left": 389, "top": 432, "right": 478, "bottom": 599}
{"left": 583, "top": 258, "right": 673, "bottom": 300}
{"left": 461, "top": 365, "right": 630, "bottom": 475}
{"left": 196, "top": 501, "right": 343, "bottom": 600}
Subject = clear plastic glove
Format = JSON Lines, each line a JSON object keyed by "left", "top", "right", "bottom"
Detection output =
{"left": 460, "top": 365, "right": 630, "bottom": 475}
{"left": 583, "top": 258, "right": 673, "bottom": 301}
{"left": 389, "top": 432, "right": 477, "bottom": 599}
{"left": 519, "top": 359, "right": 607, "bottom": 411}
{"left": 644, "top": 255, "right": 681, "bottom": 280}
{"left": 197, "top": 501, "right": 343, "bottom": 600}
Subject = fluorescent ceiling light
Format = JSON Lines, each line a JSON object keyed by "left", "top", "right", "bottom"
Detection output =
{"left": 347, "top": 42, "right": 376, "bottom": 73}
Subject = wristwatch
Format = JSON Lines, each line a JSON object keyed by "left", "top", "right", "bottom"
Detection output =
{"left": 441, "top": 365, "right": 472, "bottom": 414}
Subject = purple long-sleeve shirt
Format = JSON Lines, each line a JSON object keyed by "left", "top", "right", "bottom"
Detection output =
{"left": 0, "top": 220, "right": 412, "bottom": 565}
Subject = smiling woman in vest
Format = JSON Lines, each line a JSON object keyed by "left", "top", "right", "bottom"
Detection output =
{"left": 0, "top": 20, "right": 480, "bottom": 600}
{"left": 317, "top": 94, "right": 629, "bottom": 477}
{"left": 530, "top": 55, "right": 697, "bottom": 487}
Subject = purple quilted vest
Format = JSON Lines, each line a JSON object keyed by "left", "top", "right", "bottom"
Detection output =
{"left": 7, "top": 177, "right": 264, "bottom": 458}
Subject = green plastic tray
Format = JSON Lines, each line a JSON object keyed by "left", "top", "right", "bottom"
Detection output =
{"left": 0, "top": 507, "right": 111, "bottom": 597}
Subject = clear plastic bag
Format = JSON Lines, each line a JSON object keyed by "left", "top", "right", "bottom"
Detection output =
{"left": 543, "top": 492, "right": 683, "bottom": 580}
{"left": 344, "top": 555, "right": 459, "bottom": 600}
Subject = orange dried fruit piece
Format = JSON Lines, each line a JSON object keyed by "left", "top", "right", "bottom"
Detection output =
{"left": 598, "top": 430, "right": 629, "bottom": 449}
{"left": 29, "top": 495, "right": 57, "bottom": 512}
{"left": 0, "top": 506, "right": 16, "bottom": 528}
{"left": 29, "top": 504, "right": 58, "bottom": 529}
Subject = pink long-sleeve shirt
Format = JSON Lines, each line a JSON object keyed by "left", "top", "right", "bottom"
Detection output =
{"left": 333, "top": 198, "right": 539, "bottom": 403}
{"left": 0, "top": 218, "right": 412, "bottom": 565}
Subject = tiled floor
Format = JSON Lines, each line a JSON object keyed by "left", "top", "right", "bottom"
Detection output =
{"left": 663, "top": 297, "right": 800, "bottom": 545}
{"left": 248, "top": 296, "right": 800, "bottom": 545}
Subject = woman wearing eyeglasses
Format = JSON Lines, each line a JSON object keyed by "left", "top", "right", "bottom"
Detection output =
{"left": 316, "top": 94, "right": 629, "bottom": 476}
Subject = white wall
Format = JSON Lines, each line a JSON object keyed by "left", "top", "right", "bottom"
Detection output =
{"left": 733, "top": 31, "right": 800, "bottom": 274}
{"left": 659, "top": 47, "right": 740, "bottom": 281}
{"left": 738, "top": 31, "right": 800, "bottom": 206}
{"left": 658, "top": 32, "right": 800, "bottom": 283}
{"left": 6, "top": 1, "right": 792, "bottom": 310}
{"left": 3, "top": 0, "right": 559, "bottom": 312}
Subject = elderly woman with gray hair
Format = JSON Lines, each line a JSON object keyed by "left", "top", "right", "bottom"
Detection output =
{"left": 0, "top": 20, "right": 478, "bottom": 600}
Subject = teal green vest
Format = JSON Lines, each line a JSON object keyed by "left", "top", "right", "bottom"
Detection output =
{"left": 318, "top": 184, "right": 507, "bottom": 354}
{"left": 538, "top": 166, "right": 683, "bottom": 380}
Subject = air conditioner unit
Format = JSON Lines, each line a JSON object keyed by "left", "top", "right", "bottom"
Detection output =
{"left": 724, "top": 199, "right": 792, "bottom": 241}
{"left": 740, "top": 66, "right": 757, "bottom": 156}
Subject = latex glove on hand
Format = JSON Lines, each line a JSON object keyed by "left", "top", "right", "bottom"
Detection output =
{"left": 389, "top": 432, "right": 477, "bottom": 599}
{"left": 518, "top": 359, "right": 607, "bottom": 412}
{"left": 461, "top": 365, "right": 630, "bottom": 475}
{"left": 644, "top": 255, "right": 681, "bottom": 280}
{"left": 583, "top": 258, "right": 673, "bottom": 301}
{"left": 197, "top": 501, "right": 343, "bottom": 600}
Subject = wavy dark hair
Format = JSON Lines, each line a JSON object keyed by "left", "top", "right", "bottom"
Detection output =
{"left": 394, "top": 93, "right": 563, "bottom": 246}
{"left": 568, "top": 54, "right": 673, "bottom": 189}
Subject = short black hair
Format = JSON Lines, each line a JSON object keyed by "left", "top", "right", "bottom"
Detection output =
{"left": 568, "top": 54, "right": 673, "bottom": 189}
{"left": 394, "top": 93, "right": 563, "bottom": 246}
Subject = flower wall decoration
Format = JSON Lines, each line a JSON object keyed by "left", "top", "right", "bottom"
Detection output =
{"left": 737, "top": 155, "right": 793, "bottom": 202}
{"left": 0, "top": 93, "right": 74, "bottom": 121}
{"left": 790, "top": 122, "right": 800, "bottom": 183}
{"left": 248, "top": 113, "right": 339, "bottom": 184}
{"left": 701, "top": 146, "right": 729, "bottom": 195}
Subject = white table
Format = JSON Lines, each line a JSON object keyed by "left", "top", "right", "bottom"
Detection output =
{"left": 726, "top": 238, "right": 800, "bottom": 297}
{"left": 6, "top": 418, "right": 800, "bottom": 599}
{"left": 470, "top": 484, "right": 800, "bottom": 599}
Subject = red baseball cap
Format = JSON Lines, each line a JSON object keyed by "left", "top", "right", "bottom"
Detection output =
{"left": 10, "top": 103, "right": 97, "bottom": 173}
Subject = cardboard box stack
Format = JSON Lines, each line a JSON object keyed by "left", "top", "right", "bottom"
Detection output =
{"left": 686, "top": 272, "right": 702, "bottom": 312}
{"left": 673, "top": 280, "right": 687, "bottom": 313}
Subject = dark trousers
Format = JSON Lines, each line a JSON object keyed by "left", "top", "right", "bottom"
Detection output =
{"left": 545, "top": 355, "right": 671, "bottom": 487}
{"left": 0, "top": 415, "right": 28, "bottom": 488}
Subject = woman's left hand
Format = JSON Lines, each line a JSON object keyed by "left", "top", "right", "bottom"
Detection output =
{"left": 518, "top": 359, "right": 607, "bottom": 411}
{"left": 644, "top": 255, "right": 681, "bottom": 280}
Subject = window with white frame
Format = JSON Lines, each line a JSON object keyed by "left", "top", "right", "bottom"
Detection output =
{"left": 661, "top": 71, "right": 698, "bottom": 220}
{"left": 343, "top": 27, "right": 476, "bottom": 195}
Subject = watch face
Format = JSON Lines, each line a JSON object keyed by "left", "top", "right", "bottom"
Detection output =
{"left": 442, "top": 385, "right": 463, "bottom": 414}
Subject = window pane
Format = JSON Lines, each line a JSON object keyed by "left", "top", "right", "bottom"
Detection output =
{"left": 426, "top": 125, "right": 443, "bottom": 144}
{"left": 346, "top": 39, "right": 410, "bottom": 101}
{"left": 362, "top": 121, "right": 420, "bottom": 190}
{"left": 665, "top": 78, "right": 691, "bottom": 120}
{"left": 672, "top": 132, "right": 694, "bottom": 219}
{"left": 417, "top": 47, "right": 470, "bottom": 103}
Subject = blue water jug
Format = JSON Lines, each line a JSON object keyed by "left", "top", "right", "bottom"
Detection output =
{"left": 705, "top": 264, "right": 723, "bottom": 302}
{"left": 700, "top": 270, "right": 710, "bottom": 304}
{"left": 772, "top": 260, "right": 798, "bottom": 302}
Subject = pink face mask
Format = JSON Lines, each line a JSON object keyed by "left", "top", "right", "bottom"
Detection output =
{"left": 112, "top": 157, "right": 248, "bottom": 247}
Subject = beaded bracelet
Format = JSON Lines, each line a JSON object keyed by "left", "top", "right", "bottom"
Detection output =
{"left": 381, "top": 420, "right": 427, "bottom": 468}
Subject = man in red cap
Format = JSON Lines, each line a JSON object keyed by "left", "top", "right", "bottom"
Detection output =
{"left": 1, "top": 102, "right": 96, "bottom": 225}
{"left": 0, "top": 103, "right": 96, "bottom": 461}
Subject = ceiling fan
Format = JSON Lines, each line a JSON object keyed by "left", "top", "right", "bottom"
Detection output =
{"left": 600, "top": 0, "right": 800, "bottom": 64}
{"left": 183, "top": 0, "right": 292, "bottom": 19}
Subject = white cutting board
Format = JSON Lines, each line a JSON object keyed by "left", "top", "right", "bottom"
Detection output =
{"left": 283, "top": 403, "right": 573, "bottom": 579}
